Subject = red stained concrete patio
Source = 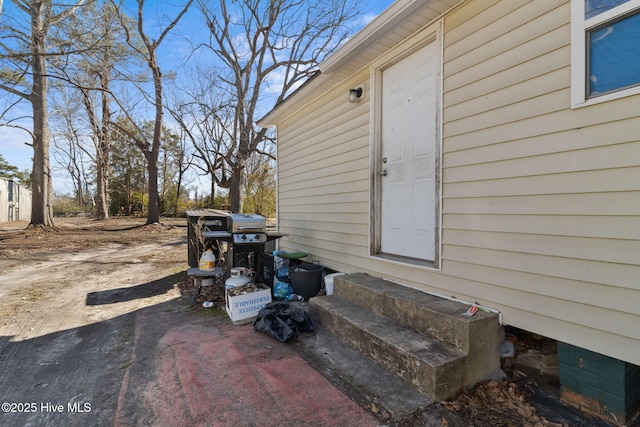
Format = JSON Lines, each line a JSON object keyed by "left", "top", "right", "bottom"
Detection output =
{"left": 114, "top": 303, "right": 379, "bottom": 427}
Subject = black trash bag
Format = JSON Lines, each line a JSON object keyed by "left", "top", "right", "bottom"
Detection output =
{"left": 253, "top": 300, "right": 315, "bottom": 343}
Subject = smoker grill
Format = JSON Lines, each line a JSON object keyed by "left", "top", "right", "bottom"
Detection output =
{"left": 186, "top": 209, "right": 284, "bottom": 278}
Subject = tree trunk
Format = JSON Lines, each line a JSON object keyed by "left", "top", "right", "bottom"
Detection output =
{"left": 95, "top": 89, "right": 111, "bottom": 219}
{"left": 210, "top": 178, "right": 216, "bottom": 208}
{"left": 95, "top": 152, "right": 110, "bottom": 218}
{"left": 229, "top": 165, "right": 244, "bottom": 213}
{"left": 175, "top": 162, "right": 183, "bottom": 215}
{"left": 126, "top": 171, "right": 132, "bottom": 215}
{"left": 146, "top": 42, "right": 163, "bottom": 224}
{"left": 161, "top": 148, "right": 167, "bottom": 214}
{"left": 145, "top": 152, "right": 160, "bottom": 224}
{"left": 95, "top": 155, "right": 110, "bottom": 218}
{"left": 30, "top": 15, "right": 54, "bottom": 227}
{"left": 74, "top": 168, "right": 83, "bottom": 205}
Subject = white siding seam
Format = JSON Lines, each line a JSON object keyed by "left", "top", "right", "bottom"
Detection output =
{"left": 446, "top": 2, "right": 567, "bottom": 70}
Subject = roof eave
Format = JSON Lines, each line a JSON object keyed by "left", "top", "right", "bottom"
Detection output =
{"left": 257, "top": 71, "right": 323, "bottom": 128}
{"left": 259, "top": 0, "right": 462, "bottom": 127}
{"left": 320, "top": 0, "right": 429, "bottom": 73}
{"left": 259, "top": 1, "right": 420, "bottom": 127}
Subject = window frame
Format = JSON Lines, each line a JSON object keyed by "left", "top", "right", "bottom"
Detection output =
{"left": 571, "top": 0, "right": 640, "bottom": 108}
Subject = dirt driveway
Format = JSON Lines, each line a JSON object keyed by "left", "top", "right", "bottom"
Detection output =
{"left": 0, "top": 218, "right": 188, "bottom": 425}
{"left": 0, "top": 217, "right": 382, "bottom": 427}
{"left": 0, "top": 217, "right": 616, "bottom": 427}
{"left": 0, "top": 218, "right": 188, "bottom": 341}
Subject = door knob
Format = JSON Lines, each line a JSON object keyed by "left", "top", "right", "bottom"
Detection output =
{"left": 380, "top": 169, "right": 388, "bottom": 176}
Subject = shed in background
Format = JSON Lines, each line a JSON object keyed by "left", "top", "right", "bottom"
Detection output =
{"left": 0, "top": 178, "right": 32, "bottom": 222}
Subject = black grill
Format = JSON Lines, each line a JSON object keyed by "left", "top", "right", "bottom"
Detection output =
{"left": 187, "top": 209, "right": 284, "bottom": 279}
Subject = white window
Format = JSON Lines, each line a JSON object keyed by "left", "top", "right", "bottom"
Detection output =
{"left": 571, "top": 0, "right": 640, "bottom": 107}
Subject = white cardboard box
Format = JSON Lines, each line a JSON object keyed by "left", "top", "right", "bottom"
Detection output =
{"left": 225, "top": 284, "right": 272, "bottom": 323}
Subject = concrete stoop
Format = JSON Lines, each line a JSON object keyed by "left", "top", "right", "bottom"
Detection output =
{"left": 308, "top": 273, "right": 503, "bottom": 403}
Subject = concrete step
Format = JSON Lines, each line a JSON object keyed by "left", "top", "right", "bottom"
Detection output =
{"left": 332, "top": 273, "right": 499, "bottom": 352}
{"left": 310, "top": 295, "right": 467, "bottom": 400}
{"left": 295, "top": 326, "right": 433, "bottom": 422}
{"left": 308, "top": 273, "right": 503, "bottom": 401}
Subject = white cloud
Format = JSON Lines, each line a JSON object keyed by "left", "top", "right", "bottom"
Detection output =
{"left": 361, "top": 13, "right": 378, "bottom": 26}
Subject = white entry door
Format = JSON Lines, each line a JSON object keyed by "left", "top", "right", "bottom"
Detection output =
{"left": 380, "top": 42, "right": 438, "bottom": 262}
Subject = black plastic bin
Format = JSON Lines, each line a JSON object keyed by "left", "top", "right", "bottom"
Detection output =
{"left": 258, "top": 252, "right": 275, "bottom": 289}
{"left": 289, "top": 264, "right": 323, "bottom": 300}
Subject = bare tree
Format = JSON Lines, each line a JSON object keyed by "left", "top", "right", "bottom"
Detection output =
{"left": 0, "top": 0, "right": 89, "bottom": 227}
{"left": 167, "top": 67, "right": 230, "bottom": 206}
{"left": 64, "top": 2, "right": 131, "bottom": 219}
{"left": 111, "top": 0, "right": 193, "bottom": 224}
{"left": 51, "top": 86, "right": 93, "bottom": 209}
{"left": 159, "top": 127, "right": 192, "bottom": 215}
{"left": 244, "top": 147, "right": 276, "bottom": 217}
{"left": 110, "top": 117, "right": 147, "bottom": 216}
{"left": 193, "top": 0, "right": 361, "bottom": 213}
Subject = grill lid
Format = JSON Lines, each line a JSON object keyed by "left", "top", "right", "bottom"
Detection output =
{"left": 229, "top": 213, "right": 265, "bottom": 233}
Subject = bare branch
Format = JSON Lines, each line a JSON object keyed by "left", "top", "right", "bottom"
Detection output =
{"left": 182, "top": 0, "right": 362, "bottom": 212}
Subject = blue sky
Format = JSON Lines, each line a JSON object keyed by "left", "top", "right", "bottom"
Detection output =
{"left": 0, "top": 0, "right": 395, "bottom": 192}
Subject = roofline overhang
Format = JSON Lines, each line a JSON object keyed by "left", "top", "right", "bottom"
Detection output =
{"left": 258, "top": 0, "right": 460, "bottom": 127}
{"left": 257, "top": 70, "right": 324, "bottom": 128}
{"left": 259, "top": 0, "right": 421, "bottom": 128}
{"left": 319, "top": 0, "right": 431, "bottom": 73}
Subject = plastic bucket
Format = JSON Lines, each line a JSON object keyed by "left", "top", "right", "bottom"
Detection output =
{"left": 290, "top": 264, "right": 323, "bottom": 299}
{"left": 323, "top": 272, "right": 345, "bottom": 295}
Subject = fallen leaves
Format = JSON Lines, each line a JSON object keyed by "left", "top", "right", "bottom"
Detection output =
{"left": 442, "top": 378, "right": 569, "bottom": 427}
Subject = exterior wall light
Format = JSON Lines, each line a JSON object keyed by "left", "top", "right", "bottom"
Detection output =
{"left": 349, "top": 87, "right": 363, "bottom": 103}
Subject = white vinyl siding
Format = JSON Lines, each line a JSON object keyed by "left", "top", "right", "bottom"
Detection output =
{"left": 276, "top": 70, "right": 372, "bottom": 268}
{"left": 441, "top": 0, "right": 640, "bottom": 363}
{"left": 273, "top": 0, "right": 640, "bottom": 365}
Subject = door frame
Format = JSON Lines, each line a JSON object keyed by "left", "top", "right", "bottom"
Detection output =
{"left": 370, "top": 20, "right": 443, "bottom": 269}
